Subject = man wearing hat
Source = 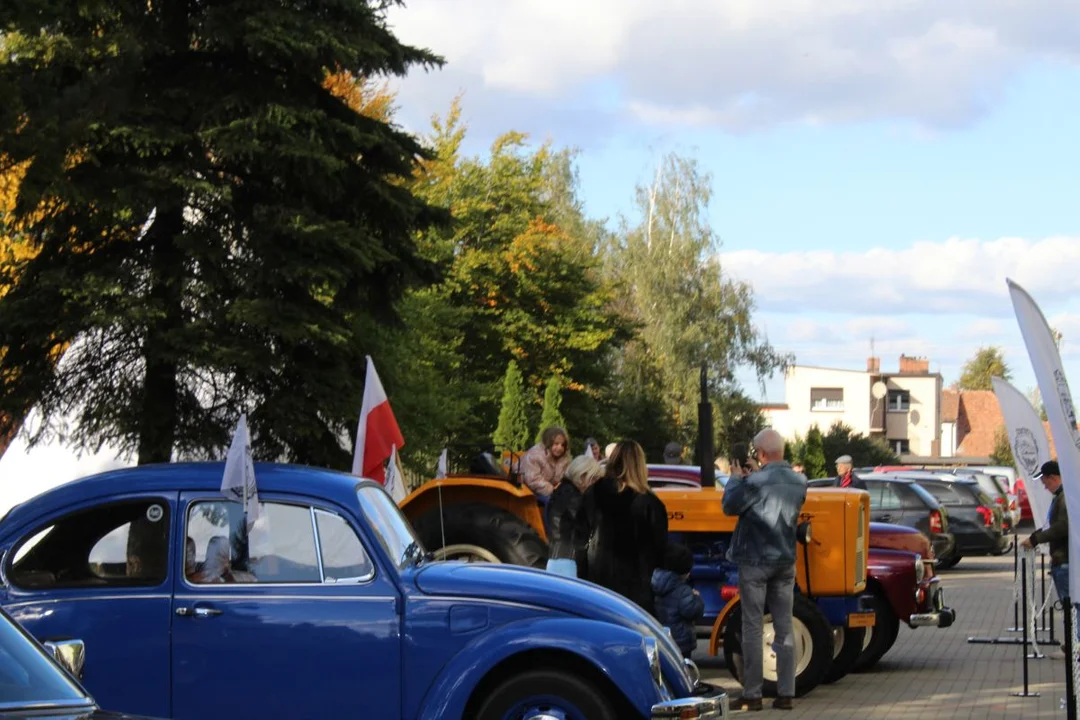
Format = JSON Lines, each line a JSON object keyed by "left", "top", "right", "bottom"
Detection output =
{"left": 1021, "top": 460, "right": 1069, "bottom": 601}
{"left": 831, "top": 455, "right": 866, "bottom": 490}
{"left": 663, "top": 441, "right": 684, "bottom": 465}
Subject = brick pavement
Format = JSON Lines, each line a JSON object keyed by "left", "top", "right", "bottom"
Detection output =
{"left": 697, "top": 555, "right": 1072, "bottom": 718}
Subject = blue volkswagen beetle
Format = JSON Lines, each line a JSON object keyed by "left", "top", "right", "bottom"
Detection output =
{"left": 0, "top": 463, "right": 726, "bottom": 719}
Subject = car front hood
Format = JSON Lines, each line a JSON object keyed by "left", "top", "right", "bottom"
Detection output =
{"left": 413, "top": 562, "right": 687, "bottom": 675}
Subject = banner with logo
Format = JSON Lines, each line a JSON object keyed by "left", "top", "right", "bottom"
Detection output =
{"left": 992, "top": 377, "right": 1054, "bottom": 531}
{"left": 1008, "top": 279, "right": 1080, "bottom": 601}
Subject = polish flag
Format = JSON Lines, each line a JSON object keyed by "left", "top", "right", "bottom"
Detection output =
{"left": 351, "top": 357, "right": 405, "bottom": 484}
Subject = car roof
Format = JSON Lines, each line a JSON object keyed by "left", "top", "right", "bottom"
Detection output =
{"left": 1, "top": 462, "right": 367, "bottom": 529}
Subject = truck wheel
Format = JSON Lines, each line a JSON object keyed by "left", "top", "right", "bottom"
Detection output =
{"left": 823, "top": 626, "right": 866, "bottom": 684}
{"left": 722, "top": 594, "right": 833, "bottom": 698}
{"left": 852, "top": 591, "right": 899, "bottom": 672}
{"left": 413, "top": 503, "right": 548, "bottom": 568}
{"left": 473, "top": 668, "right": 617, "bottom": 720}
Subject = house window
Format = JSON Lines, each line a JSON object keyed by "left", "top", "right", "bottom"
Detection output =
{"left": 887, "top": 390, "right": 911, "bottom": 412}
{"left": 810, "top": 388, "right": 844, "bottom": 412}
{"left": 889, "top": 439, "right": 911, "bottom": 455}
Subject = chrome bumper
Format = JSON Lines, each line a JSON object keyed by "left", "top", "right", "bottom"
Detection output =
{"left": 651, "top": 683, "right": 728, "bottom": 718}
{"left": 910, "top": 586, "right": 956, "bottom": 628}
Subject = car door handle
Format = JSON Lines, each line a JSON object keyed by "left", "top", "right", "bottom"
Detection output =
{"left": 876, "top": 514, "right": 893, "bottom": 522}
{"left": 176, "top": 606, "right": 223, "bottom": 618}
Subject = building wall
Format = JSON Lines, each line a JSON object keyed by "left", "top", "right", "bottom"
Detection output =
{"left": 775, "top": 366, "right": 873, "bottom": 439}
{"left": 765, "top": 364, "right": 943, "bottom": 458}
{"left": 884, "top": 375, "right": 942, "bottom": 456}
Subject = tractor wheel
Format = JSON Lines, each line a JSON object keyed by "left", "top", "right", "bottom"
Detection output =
{"left": 852, "top": 590, "right": 900, "bottom": 672}
{"left": 722, "top": 594, "right": 834, "bottom": 698}
{"left": 823, "top": 626, "right": 866, "bottom": 684}
{"left": 413, "top": 503, "right": 548, "bottom": 568}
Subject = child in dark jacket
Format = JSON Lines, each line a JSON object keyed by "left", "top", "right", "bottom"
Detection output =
{"left": 652, "top": 543, "right": 704, "bottom": 658}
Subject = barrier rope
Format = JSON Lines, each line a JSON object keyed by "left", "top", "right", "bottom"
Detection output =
{"left": 1019, "top": 547, "right": 1056, "bottom": 656}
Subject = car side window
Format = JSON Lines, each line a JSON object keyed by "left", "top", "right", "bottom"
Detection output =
{"left": 185, "top": 501, "right": 373, "bottom": 584}
{"left": 9, "top": 499, "right": 171, "bottom": 589}
{"left": 878, "top": 483, "right": 904, "bottom": 510}
{"left": 920, "top": 483, "right": 968, "bottom": 506}
{"left": 186, "top": 501, "right": 320, "bottom": 584}
{"left": 315, "top": 510, "right": 373, "bottom": 582}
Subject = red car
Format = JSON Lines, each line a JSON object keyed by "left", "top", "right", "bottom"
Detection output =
{"left": 858, "top": 522, "right": 956, "bottom": 670}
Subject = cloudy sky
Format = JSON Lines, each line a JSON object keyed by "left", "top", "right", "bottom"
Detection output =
{"left": 386, "top": 0, "right": 1080, "bottom": 398}
{"left": 2, "top": 1, "right": 1078, "bottom": 507}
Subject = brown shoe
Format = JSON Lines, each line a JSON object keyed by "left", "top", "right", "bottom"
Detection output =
{"left": 773, "top": 696, "right": 794, "bottom": 710}
{"left": 732, "top": 696, "right": 763, "bottom": 711}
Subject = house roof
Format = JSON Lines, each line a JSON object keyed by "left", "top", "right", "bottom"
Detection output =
{"left": 954, "top": 390, "right": 1004, "bottom": 457}
{"left": 941, "top": 390, "right": 960, "bottom": 423}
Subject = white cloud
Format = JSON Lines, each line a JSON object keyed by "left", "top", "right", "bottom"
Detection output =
{"left": 387, "top": 0, "right": 1080, "bottom": 132}
{"left": 958, "top": 318, "right": 1005, "bottom": 340}
{"left": 721, "top": 236, "right": 1080, "bottom": 315}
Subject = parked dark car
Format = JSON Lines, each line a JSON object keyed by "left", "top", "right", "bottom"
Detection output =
{"left": 0, "top": 606, "right": 159, "bottom": 718}
{"left": 896, "top": 474, "right": 1010, "bottom": 568}
{"left": 809, "top": 475, "right": 957, "bottom": 562}
{"left": 949, "top": 469, "right": 1019, "bottom": 530}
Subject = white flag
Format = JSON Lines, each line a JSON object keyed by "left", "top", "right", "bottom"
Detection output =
{"left": 436, "top": 448, "right": 448, "bottom": 479}
{"left": 992, "top": 377, "right": 1054, "bottom": 531}
{"left": 222, "top": 414, "right": 262, "bottom": 528}
{"left": 384, "top": 445, "right": 407, "bottom": 504}
{"left": 1007, "top": 279, "right": 1080, "bottom": 600}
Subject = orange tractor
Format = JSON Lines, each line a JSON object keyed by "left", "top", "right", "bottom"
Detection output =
{"left": 398, "top": 451, "right": 872, "bottom": 697}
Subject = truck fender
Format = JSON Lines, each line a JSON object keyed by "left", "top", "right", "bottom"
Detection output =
{"left": 866, "top": 549, "right": 916, "bottom": 621}
{"left": 707, "top": 594, "right": 741, "bottom": 656}
{"left": 414, "top": 616, "right": 657, "bottom": 720}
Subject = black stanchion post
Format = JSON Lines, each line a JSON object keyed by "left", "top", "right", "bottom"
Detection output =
{"left": 1065, "top": 598, "right": 1076, "bottom": 720}
{"left": 1012, "top": 556, "right": 1040, "bottom": 697}
{"left": 1009, "top": 540, "right": 1022, "bottom": 632}
{"left": 1042, "top": 553, "right": 1049, "bottom": 633}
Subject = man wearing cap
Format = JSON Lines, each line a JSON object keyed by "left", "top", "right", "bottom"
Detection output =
{"left": 663, "top": 441, "right": 684, "bottom": 465}
{"left": 1021, "top": 460, "right": 1069, "bottom": 601}
{"left": 831, "top": 455, "right": 867, "bottom": 490}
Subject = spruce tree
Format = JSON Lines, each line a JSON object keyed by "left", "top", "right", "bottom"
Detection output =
{"left": 493, "top": 361, "right": 530, "bottom": 451}
{"left": 0, "top": 0, "right": 444, "bottom": 465}
{"left": 536, "top": 376, "right": 566, "bottom": 443}
{"left": 800, "top": 426, "right": 827, "bottom": 479}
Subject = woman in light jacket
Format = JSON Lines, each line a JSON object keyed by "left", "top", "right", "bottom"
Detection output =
{"left": 519, "top": 426, "right": 571, "bottom": 502}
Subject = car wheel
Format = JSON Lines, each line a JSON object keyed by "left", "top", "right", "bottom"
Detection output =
{"left": 852, "top": 591, "right": 899, "bottom": 672}
{"left": 936, "top": 554, "right": 962, "bottom": 570}
{"left": 722, "top": 594, "right": 834, "bottom": 698}
{"left": 414, "top": 503, "right": 548, "bottom": 568}
{"left": 823, "top": 625, "right": 866, "bottom": 684}
{"left": 473, "top": 668, "right": 617, "bottom": 720}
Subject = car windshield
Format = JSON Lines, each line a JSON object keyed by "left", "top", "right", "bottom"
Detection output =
{"left": 355, "top": 485, "right": 423, "bottom": 570}
{"left": 0, "top": 612, "right": 90, "bottom": 711}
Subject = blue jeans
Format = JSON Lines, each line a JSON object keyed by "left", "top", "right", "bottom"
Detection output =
{"left": 1051, "top": 564, "right": 1069, "bottom": 603}
{"left": 737, "top": 563, "right": 797, "bottom": 699}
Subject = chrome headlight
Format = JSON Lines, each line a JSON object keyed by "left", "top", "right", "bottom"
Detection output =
{"left": 644, "top": 637, "right": 662, "bottom": 684}
{"left": 914, "top": 554, "right": 925, "bottom": 584}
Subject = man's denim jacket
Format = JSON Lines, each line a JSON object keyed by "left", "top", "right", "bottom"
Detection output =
{"left": 722, "top": 460, "right": 808, "bottom": 566}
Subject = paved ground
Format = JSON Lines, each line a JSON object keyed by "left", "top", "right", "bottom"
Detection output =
{"left": 697, "top": 554, "right": 1072, "bottom": 718}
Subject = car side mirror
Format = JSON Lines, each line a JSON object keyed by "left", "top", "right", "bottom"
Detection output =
{"left": 44, "top": 639, "right": 85, "bottom": 680}
{"left": 796, "top": 521, "right": 812, "bottom": 545}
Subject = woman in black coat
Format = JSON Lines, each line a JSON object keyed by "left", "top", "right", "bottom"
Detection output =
{"left": 579, "top": 440, "right": 668, "bottom": 616}
{"left": 545, "top": 455, "right": 605, "bottom": 574}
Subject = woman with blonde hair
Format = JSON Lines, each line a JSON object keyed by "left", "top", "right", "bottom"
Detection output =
{"left": 545, "top": 455, "right": 604, "bottom": 577}
{"left": 579, "top": 440, "right": 668, "bottom": 615}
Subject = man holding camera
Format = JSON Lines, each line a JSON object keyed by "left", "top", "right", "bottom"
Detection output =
{"left": 722, "top": 428, "right": 808, "bottom": 711}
